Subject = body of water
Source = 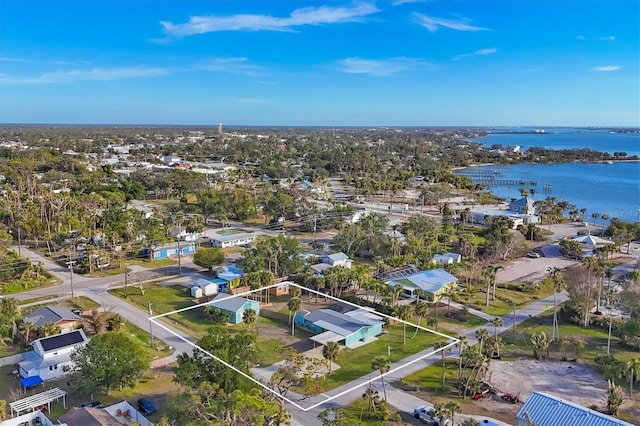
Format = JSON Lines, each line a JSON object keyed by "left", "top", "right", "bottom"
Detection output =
{"left": 464, "top": 129, "right": 640, "bottom": 224}
{"left": 476, "top": 127, "right": 640, "bottom": 157}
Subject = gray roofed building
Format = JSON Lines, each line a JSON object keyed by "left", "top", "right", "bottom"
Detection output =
{"left": 24, "top": 307, "right": 81, "bottom": 331}
{"left": 58, "top": 406, "right": 122, "bottom": 426}
{"left": 516, "top": 392, "right": 634, "bottom": 426}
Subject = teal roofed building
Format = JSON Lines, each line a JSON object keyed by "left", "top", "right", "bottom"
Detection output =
{"left": 208, "top": 293, "right": 259, "bottom": 324}
{"left": 295, "top": 308, "right": 384, "bottom": 348}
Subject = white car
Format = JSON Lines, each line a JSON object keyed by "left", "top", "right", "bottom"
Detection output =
{"left": 527, "top": 252, "right": 541, "bottom": 258}
{"left": 413, "top": 406, "right": 451, "bottom": 426}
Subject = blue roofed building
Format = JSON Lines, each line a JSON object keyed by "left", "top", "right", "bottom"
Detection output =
{"left": 207, "top": 293, "right": 259, "bottom": 324}
{"left": 516, "top": 392, "right": 634, "bottom": 426}
{"left": 386, "top": 268, "right": 458, "bottom": 301}
{"left": 295, "top": 308, "right": 384, "bottom": 348}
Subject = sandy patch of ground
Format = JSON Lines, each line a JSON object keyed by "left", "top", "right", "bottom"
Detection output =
{"left": 482, "top": 359, "right": 608, "bottom": 418}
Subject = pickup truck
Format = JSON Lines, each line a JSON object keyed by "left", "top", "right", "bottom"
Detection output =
{"left": 413, "top": 406, "right": 451, "bottom": 426}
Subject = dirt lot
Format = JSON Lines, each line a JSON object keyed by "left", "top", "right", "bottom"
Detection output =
{"left": 484, "top": 359, "right": 615, "bottom": 418}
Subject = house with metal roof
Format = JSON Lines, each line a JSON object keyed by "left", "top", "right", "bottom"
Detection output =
{"left": 386, "top": 268, "right": 458, "bottom": 301}
{"left": 23, "top": 306, "right": 81, "bottom": 334}
{"left": 18, "top": 329, "right": 89, "bottom": 382}
{"left": 516, "top": 392, "right": 634, "bottom": 426}
{"left": 295, "top": 308, "right": 383, "bottom": 348}
{"left": 207, "top": 293, "right": 260, "bottom": 324}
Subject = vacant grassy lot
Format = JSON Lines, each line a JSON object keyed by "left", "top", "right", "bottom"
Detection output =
{"left": 461, "top": 281, "right": 554, "bottom": 317}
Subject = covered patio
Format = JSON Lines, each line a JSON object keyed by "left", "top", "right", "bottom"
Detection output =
{"left": 9, "top": 387, "right": 67, "bottom": 417}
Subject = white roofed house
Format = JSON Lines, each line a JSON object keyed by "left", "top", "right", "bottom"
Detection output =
{"left": 322, "top": 252, "right": 352, "bottom": 268}
{"left": 19, "top": 329, "right": 90, "bottom": 382}
{"left": 386, "top": 268, "right": 458, "bottom": 301}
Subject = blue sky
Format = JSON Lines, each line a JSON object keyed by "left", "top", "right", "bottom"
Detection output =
{"left": 1, "top": 0, "right": 638, "bottom": 126}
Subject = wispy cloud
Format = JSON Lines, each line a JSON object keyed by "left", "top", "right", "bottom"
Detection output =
{"left": 392, "top": 0, "right": 431, "bottom": 5}
{"left": 577, "top": 35, "right": 615, "bottom": 41}
{"left": 414, "top": 13, "right": 487, "bottom": 32}
{"left": 454, "top": 47, "right": 497, "bottom": 60}
{"left": 195, "top": 57, "right": 266, "bottom": 76}
{"left": 160, "top": 3, "right": 379, "bottom": 37}
{"left": 337, "top": 57, "right": 434, "bottom": 76}
{"left": 591, "top": 65, "right": 621, "bottom": 72}
{"left": 1, "top": 66, "right": 168, "bottom": 84}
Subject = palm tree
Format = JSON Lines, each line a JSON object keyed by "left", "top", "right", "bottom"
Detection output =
{"left": 40, "top": 322, "right": 60, "bottom": 337}
{"left": 625, "top": 358, "right": 640, "bottom": 398}
{"left": 606, "top": 379, "right": 625, "bottom": 417}
{"left": 547, "top": 266, "right": 565, "bottom": 341}
{"left": 19, "top": 320, "right": 35, "bottom": 343}
{"left": 242, "top": 308, "right": 257, "bottom": 333}
{"left": 322, "top": 341, "right": 340, "bottom": 374}
{"left": 397, "top": 304, "right": 412, "bottom": 345}
{"left": 434, "top": 341, "right": 449, "bottom": 391}
{"left": 475, "top": 328, "right": 490, "bottom": 354}
{"left": 428, "top": 403, "right": 448, "bottom": 425}
{"left": 412, "top": 302, "right": 430, "bottom": 338}
{"left": 456, "top": 335, "right": 468, "bottom": 395}
{"left": 371, "top": 355, "right": 391, "bottom": 402}
{"left": 287, "top": 297, "right": 301, "bottom": 335}
{"left": 491, "top": 317, "right": 504, "bottom": 357}
{"left": 444, "top": 401, "right": 461, "bottom": 426}
{"left": 531, "top": 331, "right": 552, "bottom": 360}
{"left": 107, "top": 313, "right": 126, "bottom": 332}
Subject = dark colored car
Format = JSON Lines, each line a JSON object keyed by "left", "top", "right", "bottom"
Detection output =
{"left": 79, "top": 400, "right": 101, "bottom": 408}
{"left": 137, "top": 398, "right": 157, "bottom": 416}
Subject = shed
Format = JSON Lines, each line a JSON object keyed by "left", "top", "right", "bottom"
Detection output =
{"left": 194, "top": 278, "right": 218, "bottom": 296}
{"left": 190, "top": 286, "right": 203, "bottom": 298}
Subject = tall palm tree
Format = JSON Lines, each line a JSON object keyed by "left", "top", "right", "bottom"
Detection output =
{"left": 397, "top": 304, "right": 412, "bottom": 345}
{"left": 444, "top": 401, "right": 461, "bottom": 426}
{"left": 475, "top": 328, "right": 490, "bottom": 354}
{"left": 547, "top": 266, "right": 565, "bottom": 341}
{"left": 412, "top": 302, "right": 430, "bottom": 338}
{"left": 322, "top": 341, "right": 340, "bottom": 374}
{"left": 242, "top": 308, "right": 257, "bottom": 333}
{"left": 371, "top": 355, "right": 391, "bottom": 402}
{"left": 19, "top": 320, "right": 35, "bottom": 343}
{"left": 287, "top": 297, "right": 301, "bottom": 335}
{"left": 491, "top": 317, "right": 504, "bottom": 357}
{"left": 625, "top": 358, "right": 640, "bottom": 398}
{"left": 456, "top": 335, "right": 468, "bottom": 395}
{"left": 40, "top": 322, "right": 60, "bottom": 337}
{"left": 434, "top": 341, "right": 449, "bottom": 391}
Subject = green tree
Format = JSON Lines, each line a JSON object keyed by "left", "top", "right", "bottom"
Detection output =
{"left": 372, "top": 355, "right": 391, "bottom": 402}
{"left": 531, "top": 331, "right": 552, "bottom": 360}
{"left": 322, "top": 341, "right": 340, "bottom": 374}
{"left": 288, "top": 296, "right": 301, "bottom": 335}
{"left": 192, "top": 247, "right": 225, "bottom": 271}
{"left": 606, "top": 379, "right": 625, "bottom": 417}
{"left": 444, "top": 401, "right": 461, "bottom": 426}
{"left": 625, "top": 358, "right": 640, "bottom": 398}
{"left": 242, "top": 308, "right": 257, "bottom": 333}
{"left": 70, "top": 332, "right": 150, "bottom": 395}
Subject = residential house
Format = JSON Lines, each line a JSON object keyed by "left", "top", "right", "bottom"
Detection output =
{"left": 509, "top": 196, "right": 536, "bottom": 215}
{"left": 23, "top": 307, "right": 81, "bottom": 334}
{"left": 207, "top": 293, "right": 260, "bottom": 324}
{"left": 322, "top": 252, "right": 352, "bottom": 268}
{"left": 516, "top": 392, "right": 633, "bottom": 426}
{"left": 268, "top": 281, "right": 291, "bottom": 296}
{"left": 386, "top": 268, "right": 458, "bottom": 301}
{"left": 59, "top": 400, "right": 154, "bottom": 426}
{"left": 432, "top": 252, "right": 462, "bottom": 266}
{"left": 214, "top": 264, "right": 244, "bottom": 290}
{"left": 19, "top": 329, "right": 90, "bottom": 381}
{"left": 295, "top": 308, "right": 384, "bottom": 349}
{"left": 209, "top": 231, "right": 257, "bottom": 248}
{"left": 142, "top": 242, "right": 195, "bottom": 260}
{"left": 170, "top": 226, "right": 203, "bottom": 242}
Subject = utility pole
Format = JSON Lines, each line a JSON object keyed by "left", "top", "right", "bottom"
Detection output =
{"left": 177, "top": 238, "right": 182, "bottom": 276}
{"left": 148, "top": 301, "right": 155, "bottom": 349}
{"left": 313, "top": 215, "right": 317, "bottom": 253}
{"left": 67, "top": 260, "right": 76, "bottom": 298}
{"left": 123, "top": 268, "right": 129, "bottom": 297}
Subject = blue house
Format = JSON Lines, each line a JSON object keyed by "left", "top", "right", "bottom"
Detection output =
{"left": 295, "top": 308, "right": 384, "bottom": 348}
{"left": 208, "top": 293, "right": 260, "bottom": 324}
{"left": 386, "top": 268, "right": 458, "bottom": 301}
{"left": 142, "top": 242, "right": 196, "bottom": 260}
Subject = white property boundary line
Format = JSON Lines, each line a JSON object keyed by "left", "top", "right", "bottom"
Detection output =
{"left": 149, "top": 281, "right": 459, "bottom": 411}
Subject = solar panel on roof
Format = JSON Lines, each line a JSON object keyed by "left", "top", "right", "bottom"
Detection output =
{"left": 40, "top": 330, "right": 84, "bottom": 352}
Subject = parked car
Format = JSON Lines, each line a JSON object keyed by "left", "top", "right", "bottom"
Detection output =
{"left": 413, "top": 406, "right": 451, "bottom": 425}
{"left": 79, "top": 400, "right": 101, "bottom": 408}
{"left": 137, "top": 398, "right": 157, "bottom": 416}
{"left": 527, "top": 252, "right": 541, "bottom": 258}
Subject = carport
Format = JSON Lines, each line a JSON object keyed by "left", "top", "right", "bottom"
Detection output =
{"left": 310, "top": 331, "right": 344, "bottom": 348}
{"left": 9, "top": 387, "right": 67, "bottom": 417}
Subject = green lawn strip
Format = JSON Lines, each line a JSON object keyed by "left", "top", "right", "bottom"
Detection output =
{"left": 320, "top": 325, "right": 445, "bottom": 391}
{"left": 17, "top": 295, "right": 60, "bottom": 306}
{"left": 123, "top": 322, "right": 173, "bottom": 359}
{"left": 400, "top": 359, "right": 459, "bottom": 395}
{"left": 340, "top": 398, "right": 406, "bottom": 425}
{"left": 67, "top": 295, "right": 100, "bottom": 311}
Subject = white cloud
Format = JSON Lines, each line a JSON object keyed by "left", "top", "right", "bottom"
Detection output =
{"left": 337, "top": 57, "right": 433, "bottom": 76}
{"left": 1, "top": 66, "right": 168, "bottom": 84}
{"left": 454, "top": 47, "right": 497, "bottom": 60}
{"left": 391, "top": 0, "right": 431, "bottom": 5}
{"left": 591, "top": 65, "right": 621, "bottom": 72}
{"left": 195, "top": 57, "right": 265, "bottom": 76}
{"left": 161, "top": 3, "right": 379, "bottom": 37}
{"left": 413, "top": 13, "right": 487, "bottom": 32}
{"left": 577, "top": 35, "right": 615, "bottom": 41}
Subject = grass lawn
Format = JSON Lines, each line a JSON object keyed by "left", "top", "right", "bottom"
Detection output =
{"left": 123, "top": 322, "right": 174, "bottom": 360}
{"left": 17, "top": 295, "right": 60, "bottom": 306}
{"left": 320, "top": 323, "right": 445, "bottom": 391}
{"left": 66, "top": 295, "right": 100, "bottom": 311}
{"left": 127, "top": 258, "right": 177, "bottom": 268}
{"left": 337, "top": 398, "right": 409, "bottom": 425}
{"left": 461, "top": 282, "right": 554, "bottom": 317}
